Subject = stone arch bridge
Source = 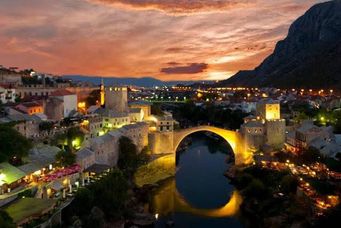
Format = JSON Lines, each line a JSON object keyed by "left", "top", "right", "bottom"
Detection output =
{"left": 172, "top": 125, "right": 252, "bottom": 165}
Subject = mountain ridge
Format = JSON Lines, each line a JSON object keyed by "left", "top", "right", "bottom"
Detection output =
{"left": 219, "top": 0, "right": 341, "bottom": 89}
{"left": 63, "top": 75, "right": 212, "bottom": 87}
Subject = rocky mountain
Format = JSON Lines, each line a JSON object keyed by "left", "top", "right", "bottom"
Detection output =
{"left": 220, "top": 0, "right": 341, "bottom": 89}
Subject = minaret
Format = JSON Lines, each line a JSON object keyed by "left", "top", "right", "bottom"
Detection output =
{"left": 100, "top": 78, "right": 105, "bottom": 106}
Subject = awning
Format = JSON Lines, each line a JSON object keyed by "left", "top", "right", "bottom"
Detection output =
{"left": 84, "top": 164, "right": 111, "bottom": 174}
{"left": 48, "top": 181, "right": 64, "bottom": 191}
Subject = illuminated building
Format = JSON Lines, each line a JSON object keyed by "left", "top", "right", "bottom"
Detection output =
{"left": 15, "top": 101, "right": 44, "bottom": 115}
{"left": 129, "top": 101, "right": 152, "bottom": 120}
{"left": 100, "top": 78, "right": 105, "bottom": 106}
{"left": 105, "top": 86, "right": 128, "bottom": 113}
{"left": 241, "top": 99, "right": 286, "bottom": 151}
{"left": 256, "top": 100, "right": 280, "bottom": 120}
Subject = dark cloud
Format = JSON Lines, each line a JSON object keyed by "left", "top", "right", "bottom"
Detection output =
{"left": 166, "top": 61, "right": 179, "bottom": 66}
{"left": 89, "top": 0, "right": 252, "bottom": 14}
{"left": 161, "top": 63, "right": 208, "bottom": 74}
{"left": 165, "top": 47, "right": 183, "bottom": 53}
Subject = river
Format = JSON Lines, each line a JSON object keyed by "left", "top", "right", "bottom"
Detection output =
{"left": 148, "top": 132, "right": 243, "bottom": 227}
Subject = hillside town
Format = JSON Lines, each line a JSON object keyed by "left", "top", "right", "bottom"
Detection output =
{"left": 0, "top": 66, "right": 340, "bottom": 227}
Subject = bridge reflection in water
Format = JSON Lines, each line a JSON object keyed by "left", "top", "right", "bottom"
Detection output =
{"left": 150, "top": 178, "right": 242, "bottom": 218}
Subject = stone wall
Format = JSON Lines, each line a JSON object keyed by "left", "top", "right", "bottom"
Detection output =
{"left": 149, "top": 131, "right": 174, "bottom": 154}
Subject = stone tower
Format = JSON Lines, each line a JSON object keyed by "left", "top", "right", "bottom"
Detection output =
{"left": 100, "top": 78, "right": 105, "bottom": 106}
{"left": 104, "top": 86, "right": 128, "bottom": 113}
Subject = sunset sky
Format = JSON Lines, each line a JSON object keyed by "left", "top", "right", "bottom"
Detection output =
{"left": 0, "top": 0, "right": 326, "bottom": 81}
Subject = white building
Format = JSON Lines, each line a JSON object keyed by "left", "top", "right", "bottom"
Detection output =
{"left": 50, "top": 89, "right": 77, "bottom": 118}
{"left": 0, "top": 84, "right": 16, "bottom": 103}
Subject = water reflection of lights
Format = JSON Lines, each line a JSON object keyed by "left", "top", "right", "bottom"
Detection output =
{"left": 151, "top": 179, "right": 242, "bottom": 218}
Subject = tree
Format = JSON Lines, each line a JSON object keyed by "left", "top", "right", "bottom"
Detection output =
{"left": 55, "top": 149, "right": 76, "bottom": 167}
{"left": 66, "top": 127, "right": 84, "bottom": 151}
{"left": 73, "top": 188, "right": 94, "bottom": 216}
{"left": 242, "top": 179, "right": 267, "bottom": 198}
{"left": 86, "top": 89, "right": 100, "bottom": 107}
{"left": 39, "top": 121, "right": 54, "bottom": 132}
{"left": 0, "top": 124, "right": 32, "bottom": 163}
{"left": 300, "top": 147, "right": 324, "bottom": 164}
{"left": 280, "top": 175, "right": 298, "bottom": 194}
{"left": 86, "top": 207, "right": 105, "bottom": 228}
{"left": 118, "top": 136, "right": 138, "bottom": 173}
{"left": 89, "top": 169, "right": 129, "bottom": 218}
{"left": 0, "top": 210, "right": 15, "bottom": 228}
{"left": 151, "top": 103, "right": 164, "bottom": 116}
{"left": 53, "top": 127, "right": 84, "bottom": 152}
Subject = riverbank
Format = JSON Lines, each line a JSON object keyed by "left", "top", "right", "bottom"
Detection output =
{"left": 134, "top": 154, "right": 176, "bottom": 188}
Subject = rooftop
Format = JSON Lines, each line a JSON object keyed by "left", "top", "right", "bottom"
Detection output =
{"left": 0, "top": 162, "right": 26, "bottom": 185}
{"left": 95, "top": 108, "right": 129, "bottom": 118}
{"left": 76, "top": 148, "right": 94, "bottom": 160}
{"left": 27, "top": 145, "right": 61, "bottom": 168}
{"left": 50, "top": 89, "right": 75, "bottom": 96}
{"left": 243, "top": 120, "right": 264, "bottom": 128}
{"left": 17, "top": 101, "right": 42, "bottom": 108}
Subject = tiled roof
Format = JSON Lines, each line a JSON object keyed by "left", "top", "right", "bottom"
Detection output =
{"left": 50, "top": 89, "right": 75, "bottom": 96}
{"left": 76, "top": 148, "right": 94, "bottom": 160}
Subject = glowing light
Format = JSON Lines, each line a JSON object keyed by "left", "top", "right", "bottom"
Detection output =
{"left": 72, "top": 138, "right": 82, "bottom": 149}
{"left": 33, "top": 170, "right": 41, "bottom": 175}
{"left": 81, "top": 120, "right": 89, "bottom": 126}
{"left": 47, "top": 188, "right": 52, "bottom": 197}
{"left": 78, "top": 102, "right": 86, "bottom": 109}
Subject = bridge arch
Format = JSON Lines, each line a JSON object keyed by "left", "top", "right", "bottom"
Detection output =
{"left": 173, "top": 126, "right": 252, "bottom": 165}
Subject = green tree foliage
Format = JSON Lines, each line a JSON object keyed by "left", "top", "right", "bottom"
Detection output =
{"left": 53, "top": 127, "right": 84, "bottom": 152}
{"left": 118, "top": 136, "right": 138, "bottom": 175}
{"left": 309, "top": 179, "right": 336, "bottom": 195}
{"left": 0, "top": 210, "right": 15, "bottom": 228}
{"left": 67, "top": 169, "right": 129, "bottom": 225}
{"left": 86, "top": 89, "right": 100, "bottom": 107}
{"left": 300, "top": 147, "right": 324, "bottom": 164}
{"left": 280, "top": 175, "right": 298, "bottom": 194}
{"left": 0, "top": 124, "right": 32, "bottom": 162}
{"left": 151, "top": 103, "right": 164, "bottom": 116}
{"left": 332, "top": 110, "right": 341, "bottom": 133}
{"left": 87, "top": 207, "right": 105, "bottom": 228}
{"left": 242, "top": 179, "right": 266, "bottom": 198}
{"left": 324, "top": 157, "right": 341, "bottom": 172}
{"left": 71, "top": 188, "right": 94, "bottom": 216}
{"left": 55, "top": 149, "right": 76, "bottom": 167}
{"left": 39, "top": 121, "right": 54, "bottom": 132}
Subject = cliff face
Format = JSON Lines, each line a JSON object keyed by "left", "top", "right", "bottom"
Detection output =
{"left": 221, "top": 0, "right": 341, "bottom": 89}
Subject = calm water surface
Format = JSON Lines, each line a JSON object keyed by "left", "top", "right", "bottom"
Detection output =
{"left": 149, "top": 133, "right": 243, "bottom": 228}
